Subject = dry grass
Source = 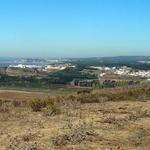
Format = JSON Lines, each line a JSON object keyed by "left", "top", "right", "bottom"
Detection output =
{"left": 0, "top": 85, "right": 150, "bottom": 150}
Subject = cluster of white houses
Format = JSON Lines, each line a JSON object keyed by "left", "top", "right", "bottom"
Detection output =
{"left": 91, "top": 66, "right": 150, "bottom": 78}
{"left": 9, "top": 64, "right": 76, "bottom": 71}
{"left": 114, "top": 67, "right": 150, "bottom": 78}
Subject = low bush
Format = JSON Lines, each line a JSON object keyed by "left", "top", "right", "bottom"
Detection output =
{"left": 0, "top": 99, "right": 10, "bottom": 113}
{"left": 0, "top": 99, "right": 3, "bottom": 107}
{"left": 29, "top": 98, "right": 47, "bottom": 112}
{"left": 52, "top": 119, "right": 96, "bottom": 146}
{"left": 43, "top": 104, "right": 60, "bottom": 116}
{"left": 12, "top": 100, "right": 22, "bottom": 107}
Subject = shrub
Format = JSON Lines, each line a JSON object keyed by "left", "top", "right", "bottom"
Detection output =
{"left": 29, "top": 98, "right": 47, "bottom": 112}
{"left": 52, "top": 120, "right": 96, "bottom": 146}
{"left": 12, "top": 100, "right": 22, "bottom": 107}
{"left": 0, "top": 99, "right": 3, "bottom": 107}
{"left": 43, "top": 104, "right": 60, "bottom": 116}
{"left": 0, "top": 99, "right": 10, "bottom": 113}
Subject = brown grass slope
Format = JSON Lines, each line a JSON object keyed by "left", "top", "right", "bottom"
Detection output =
{"left": 0, "top": 85, "right": 150, "bottom": 150}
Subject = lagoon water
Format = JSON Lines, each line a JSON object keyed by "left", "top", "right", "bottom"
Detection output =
{"left": 0, "top": 63, "right": 49, "bottom": 66}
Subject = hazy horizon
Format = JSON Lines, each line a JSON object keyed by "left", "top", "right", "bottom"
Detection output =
{"left": 0, "top": 0, "right": 150, "bottom": 57}
{"left": 0, "top": 55, "right": 150, "bottom": 59}
{"left": 0, "top": 56, "right": 150, "bottom": 60}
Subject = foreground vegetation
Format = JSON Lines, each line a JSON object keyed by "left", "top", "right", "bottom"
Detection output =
{"left": 0, "top": 85, "right": 150, "bottom": 150}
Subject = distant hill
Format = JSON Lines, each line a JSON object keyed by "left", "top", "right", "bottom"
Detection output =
{"left": 100, "top": 56, "right": 150, "bottom": 63}
{"left": 0, "top": 56, "right": 150, "bottom": 64}
{"left": 69, "top": 56, "right": 150, "bottom": 63}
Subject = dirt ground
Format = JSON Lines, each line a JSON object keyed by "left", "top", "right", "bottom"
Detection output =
{"left": 0, "top": 89, "right": 50, "bottom": 101}
{"left": 0, "top": 90, "right": 150, "bottom": 150}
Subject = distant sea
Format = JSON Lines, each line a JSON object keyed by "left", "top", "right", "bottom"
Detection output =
{"left": 0, "top": 63, "right": 49, "bottom": 66}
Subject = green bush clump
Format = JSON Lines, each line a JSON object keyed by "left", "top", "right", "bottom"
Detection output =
{"left": 43, "top": 104, "right": 60, "bottom": 116}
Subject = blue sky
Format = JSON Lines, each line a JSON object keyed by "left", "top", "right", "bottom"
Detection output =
{"left": 0, "top": 0, "right": 150, "bottom": 57}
